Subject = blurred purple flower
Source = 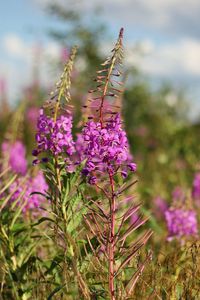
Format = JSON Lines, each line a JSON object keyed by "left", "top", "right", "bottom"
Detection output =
{"left": 135, "top": 126, "right": 148, "bottom": 137}
{"left": 0, "top": 78, "right": 6, "bottom": 94}
{"left": 154, "top": 196, "right": 168, "bottom": 218}
{"left": 172, "top": 186, "right": 185, "bottom": 202}
{"left": 130, "top": 211, "right": 140, "bottom": 224}
{"left": 75, "top": 133, "right": 85, "bottom": 158}
{"left": 9, "top": 171, "right": 48, "bottom": 212}
{"left": 26, "top": 107, "right": 39, "bottom": 127}
{"left": 165, "top": 208, "right": 198, "bottom": 241}
{"left": 1, "top": 141, "right": 27, "bottom": 175}
{"left": 60, "top": 47, "right": 70, "bottom": 63}
{"left": 192, "top": 173, "right": 200, "bottom": 203}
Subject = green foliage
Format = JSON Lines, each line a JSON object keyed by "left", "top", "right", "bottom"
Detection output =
{"left": 0, "top": 189, "right": 42, "bottom": 299}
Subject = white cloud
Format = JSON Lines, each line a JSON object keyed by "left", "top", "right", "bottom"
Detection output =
{"left": 2, "top": 33, "right": 200, "bottom": 105}
{"left": 126, "top": 38, "right": 200, "bottom": 78}
{"left": 4, "top": 34, "right": 28, "bottom": 58}
{"left": 1, "top": 33, "right": 62, "bottom": 104}
{"left": 43, "top": 42, "right": 61, "bottom": 59}
{"left": 0, "top": 59, "right": 26, "bottom": 103}
{"left": 99, "top": 37, "right": 200, "bottom": 79}
{"left": 35, "top": 0, "right": 200, "bottom": 38}
{"left": 3, "top": 34, "right": 61, "bottom": 61}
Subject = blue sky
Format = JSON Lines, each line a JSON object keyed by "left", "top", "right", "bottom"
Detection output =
{"left": 0, "top": 1, "right": 59, "bottom": 40}
{"left": 1, "top": 0, "right": 200, "bottom": 119}
{"left": 0, "top": 0, "right": 63, "bottom": 101}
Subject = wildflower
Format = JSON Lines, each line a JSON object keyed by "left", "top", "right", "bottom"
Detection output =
{"left": 75, "top": 133, "right": 85, "bottom": 157}
{"left": 78, "top": 113, "right": 136, "bottom": 183}
{"left": 9, "top": 171, "right": 48, "bottom": 212}
{"left": 33, "top": 109, "right": 75, "bottom": 161}
{"left": 172, "top": 186, "right": 185, "bottom": 202}
{"left": 165, "top": 208, "right": 198, "bottom": 241}
{"left": 60, "top": 47, "right": 70, "bottom": 63}
{"left": 154, "top": 196, "right": 168, "bottom": 218}
{"left": 1, "top": 140, "right": 27, "bottom": 175}
{"left": 192, "top": 173, "right": 200, "bottom": 202}
{"left": 26, "top": 106, "right": 39, "bottom": 127}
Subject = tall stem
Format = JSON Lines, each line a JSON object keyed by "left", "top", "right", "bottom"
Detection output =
{"left": 108, "top": 171, "right": 116, "bottom": 300}
{"left": 52, "top": 157, "right": 61, "bottom": 250}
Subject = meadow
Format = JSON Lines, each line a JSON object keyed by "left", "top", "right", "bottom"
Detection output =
{"left": 0, "top": 28, "right": 200, "bottom": 300}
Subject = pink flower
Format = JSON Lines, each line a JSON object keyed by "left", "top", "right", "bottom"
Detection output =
{"left": 33, "top": 109, "right": 75, "bottom": 163}
{"left": 165, "top": 208, "right": 198, "bottom": 241}
{"left": 77, "top": 113, "right": 136, "bottom": 184}
{"left": 9, "top": 171, "right": 48, "bottom": 213}
{"left": 1, "top": 141, "right": 27, "bottom": 175}
{"left": 192, "top": 173, "right": 200, "bottom": 204}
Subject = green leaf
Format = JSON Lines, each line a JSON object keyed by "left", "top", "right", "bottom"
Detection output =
{"left": 47, "top": 284, "right": 66, "bottom": 300}
{"left": 10, "top": 223, "right": 28, "bottom": 235}
{"left": 31, "top": 217, "right": 57, "bottom": 227}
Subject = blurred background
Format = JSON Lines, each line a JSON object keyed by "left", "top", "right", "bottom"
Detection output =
{"left": 0, "top": 0, "right": 200, "bottom": 223}
{"left": 1, "top": 0, "right": 200, "bottom": 118}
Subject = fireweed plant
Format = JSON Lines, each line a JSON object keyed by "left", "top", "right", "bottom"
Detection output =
{"left": 0, "top": 105, "right": 49, "bottom": 299}
{"left": 192, "top": 172, "right": 200, "bottom": 205}
{"left": 1, "top": 141, "right": 27, "bottom": 175}
{"left": 33, "top": 46, "right": 93, "bottom": 298}
{"left": 0, "top": 101, "right": 47, "bottom": 217}
{"left": 32, "top": 29, "right": 152, "bottom": 299}
{"left": 77, "top": 28, "right": 152, "bottom": 299}
{"left": 164, "top": 179, "right": 199, "bottom": 242}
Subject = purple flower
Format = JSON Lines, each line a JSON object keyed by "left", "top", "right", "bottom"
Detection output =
{"left": 9, "top": 171, "right": 48, "bottom": 213}
{"left": 75, "top": 133, "right": 85, "bottom": 155}
{"left": 1, "top": 141, "right": 27, "bottom": 175}
{"left": 88, "top": 176, "right": 97, "bottom": 185}
{"left": 60, "top": 47, "right": 70, "bottom": 63}
{"left": 128, "top": 163, "right": 137, "bottom": 172}
{"left": 77, "top": 113, "right": 136, "bottom": 183}
{"left": 26, "top": 107, "right": 39, "bottom": 127}
{"left": 33, "top": 109, "right": 75, "bottom": 161}
{"left": 192, "top": 173, "right": 200, "bottom": 202}
{"left": 172, "top": 186, "right": 185, "bottom": 202}
{"left": 154, "top": 196, "right": 168, "bottom": 218}
{"left": 165, "top": 208, "right": 198, "bottom": 241}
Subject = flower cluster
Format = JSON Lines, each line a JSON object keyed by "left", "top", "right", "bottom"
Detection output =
{"left": 1, "top": 141, "right": 27, "bottom": 175}
{"left": 192, "top": 173, "right": 200, "bottom": 202}
{"left": 9, "top": 171, "right": 48, "bottom": 212}
{"left": 78, "top": 113, "right": 136, "bottom": 184}
{"left": 33, "top": 109, "right": 75, "bottom": 163}
{"left": 165, "top": 208, "right": 198, "bottom": 241}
